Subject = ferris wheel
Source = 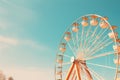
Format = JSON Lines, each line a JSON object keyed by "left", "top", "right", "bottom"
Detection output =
{"left": 55, "top": 14, "right": 120, "bottom": 80}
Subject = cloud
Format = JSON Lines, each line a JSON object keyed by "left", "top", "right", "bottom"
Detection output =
{"left": 0, "top": 36, "right": 18, "bottom": 50}
{"left": 2, "top": 0, "right": 37, "bottom": 20}
{"left": 0, "top": 0, "right": 38, "bottom": 30}
{"left": 0, "top": 36, "right": 18, "bottom": 45}
{"left": 0, "top": 36, "right": 52, "bottom": 53}
{"left": 0, "top": 67, "right": 54, "bottom": 80}
{"left": 21, "top": 40, "right": 51, "bottom": 51}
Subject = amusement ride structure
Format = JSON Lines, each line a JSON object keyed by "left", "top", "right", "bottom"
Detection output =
{"left": 55, "top": 14, "right": 120, "bottom": 80}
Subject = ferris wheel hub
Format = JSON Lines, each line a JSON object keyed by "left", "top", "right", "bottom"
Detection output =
{"left": 71, "top": 56, "right": 75, "bottom": 63}
{"left": 76, "top": 52, "right": 85, "bottom": 61}
{"left": 71, "top": 56, "right": 86, "bottom": 64}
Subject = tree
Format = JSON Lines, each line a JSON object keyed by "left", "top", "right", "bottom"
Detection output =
{"left": 8, "top": 77, "right": 13, "bottom": 80}
{"left": 0, "top": 71, "right": 6, "bottom": 80}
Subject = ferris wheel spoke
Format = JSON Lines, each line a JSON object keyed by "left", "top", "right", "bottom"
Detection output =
{"left": 86, "top": 25, "right": 92, "bottom": 38}
{"left": 89, "top": 68, "right": 104, "bottom": 80}
{"left": 86, "top": 34, "right": 108, "bottom": 54}
{"left": 76, "top": 31, "right": 79, "bottom": 49}
{"left": 84, "top": 25, "right": 99, "bottom": 50}
{"left": 90, "top": 67, "right": 105, "bottom": 80}
{"left": 82, "top": 25, "right": 92, "bottom": 52}
{"left": 85, "top": 27, "right": 109, "bottom": 54}
{"left": 59, "top": 54, "right": 71, "bottom": 58}
{"left": 80, "top": 63, "right": 101, "bottom": 80}
{"left": 63, "top": 54, "right": 71, "bottom": 58}
{"left": 87, "top": 37, "right": 111, "bottom": 54}
{"left": 80, "top": 63, "right": 93, "bottom": 80}
{"left": 67, "top": 42, "right": 76, "bottom": 57}
{"left": 83, "top": 33, "right": 98, "bottom": 54}
{"left": 96, "top": 27, "right": 109, "bottom": 38}
{"left": 94, "top": 26, "right": 109, "bottom": 41}
{"left": 87, "top": 31, "right": 108, "bottom": 51}
{"left": 87, "top": 62, "right": 116, "bottom": 70}
{"left": 72, "top": 29, "right": 79, "bottom": 46}
{"left": 70, "top": 29, "right": 77, "bottom": 51}
{"left": 86, "top": 40, "right": 113, "bottom": 57}
{"left": 85, "top": 51, "right": 114, "bottom": 60}
{"left": 91, "top": 23, "right": 100, "bottom": 37}
{"left": 62, "top": 62, "right": 71, "bottom": 66}
{"left": 70, "top": 29, "right": 76, "bottom": 45}
{"left": 85, "top": 27, "right": 104, "bottom": 52}
{"left": 79, "top": 27, "right": 84, "bottom": 51}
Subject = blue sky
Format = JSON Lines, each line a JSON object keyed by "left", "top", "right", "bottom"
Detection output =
{"left": 0, "top": 0, "right": 120, "bottom": 80}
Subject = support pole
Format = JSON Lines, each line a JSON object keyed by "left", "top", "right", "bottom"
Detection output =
{"left": 65, "top": 63, "right": 75, "bottom": 80}
{"left": 71, "top": 70, "right": 76, "bottom": 80}
{"left": 75, "top": 61, "right": 81, "bottom": 80}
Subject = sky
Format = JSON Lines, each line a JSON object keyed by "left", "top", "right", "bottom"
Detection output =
{"left": 0, "top": 0, "right": 120, "bottom": 80}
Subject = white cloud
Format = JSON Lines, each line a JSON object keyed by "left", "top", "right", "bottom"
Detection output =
{"left": 21, "top": 40, "right": 51, "bottom": 51}
{"left": 0, "top": 67, "right": 54, "bottom": 80}
{"left": 0, "top": 36, "right": 53, "bottom": 53}
{"left": 0, "top": 36, "right": 18, "bottom": 46}
{"left": 0, "top": 36, "right": 18, "bottom": 50}
{"left": 0, "top": 0, "right": 38, "bottom": 30}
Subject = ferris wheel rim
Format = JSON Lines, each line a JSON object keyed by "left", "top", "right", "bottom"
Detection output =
{"left": 55, "top": 14, "right": 118, "bottom": 80}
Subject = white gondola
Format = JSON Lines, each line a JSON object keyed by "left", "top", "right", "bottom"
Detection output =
{"left": 56, "top": 66, "right": 62, "bottom": 75}
{"left": 81, "top": 21, "right": 88, "bottom": 27}
{"left": 72, "top": 22, "right": 79, "bottom": 32}
{"left": 59, "top": 43, "right": 66, "bottom": 52}
{"left": 114, "top": 59, "right": 120, "bottom": 64}
{"left": 108, "top": 32, "right": 118, "bottom": 39}
{"left": 101, "top": 17, "right": 108, "bottom": 21}
{"left": 57, "top": 55, "right": 63, "bottom": 64}
{"left": 59, "top": 47, "right": 66, "bottom": 53}
{"left": 56, "top": 71, "right": 62, "bottom": 75}
{"left": 113, "top": 45, "right": 120, "bottom": 53}
{"left": 109, "top": 26, "right": 117, "bottom": 30}
{"left": 113, "top": 38, "right": 120, "bottom": 42}
{"left": 57, "top": 59, "right": 63, "bottom": 64}
{"left": 81, "top": 16, "right": 88, "bottom": 27}
{"left": 116, "top": 38, "right": 120, "bottom": 43}
{"left": 72, "top": 26, "right": 79, "bottom": 32}
{"left": 72, "top": 22, "right": 79, "bottom": 27}
{"left": 100, "top": 21, "right": 109, "bottom": 28}
{"left": 90, "top": 19, "right": 98, "bottom": 26}
{"left": 64, "top": 32, "right": 71, "bottom": 41}
{"left": 90, "top": 15, "right": 98, "bottom": 26}
{"left": 57, "top": 59, "right": 63, "bottom": 63}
